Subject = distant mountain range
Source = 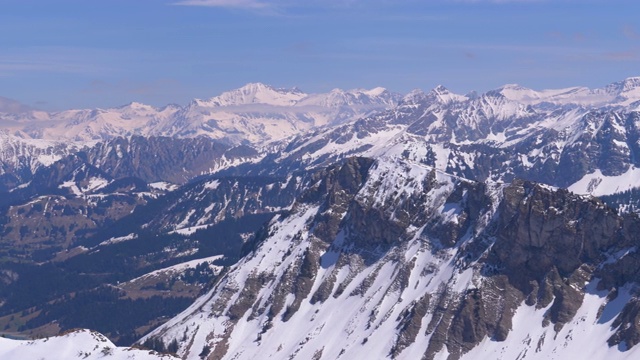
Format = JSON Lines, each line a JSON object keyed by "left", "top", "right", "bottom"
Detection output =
{"left": 2, "top": 77, "right": 640, "bottom": 359}
{"left": 0, "top": 83, "right": 400, "bottom": 144}
{"left": 2, "top": 78, "right": 639, "bottom": 145}
{"left": 2, "top": 78, "right": 639, "bottom": 190}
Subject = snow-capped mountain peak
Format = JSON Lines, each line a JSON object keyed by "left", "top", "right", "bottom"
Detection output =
{"left": 364, "top": 86, "right": 388, "bottom": 97}
{"left": 492, "top": 83, "right": 540, "bottom": 102}
{"left": 607, "top": 76, "right": 640, "bottom": 93}
{"left": 491, "top": 78, "right": 640, "bottom": 108}
{"left": 605, "top": 77, "right": 640, "bottom": 105}
{"left": 6, "top": 76, "right": 640, "bottom": 360}
{"left": 427, "top": 85, "right": 468, "bottom": 104}
{"left": 296, "top": 87, "right": 398, "bottom": 108}
{"left": 116, "top": 102, "right": 159, "bottom": 116}
{"left": 121, "top": 101, "right": 155, "bottom": 110}
{"left": 2, "top": 77, "right": 640, "bottom": 148}
{"left": 399, "top": 89, "right": 427, "bottom": 106}
{"left": 199, "top": 82, "right": 308, "bottom": 107}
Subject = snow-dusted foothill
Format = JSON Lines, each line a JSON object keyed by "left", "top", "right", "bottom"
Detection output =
{"left": 0, "top": 329, "right": 176, "bottom": 360}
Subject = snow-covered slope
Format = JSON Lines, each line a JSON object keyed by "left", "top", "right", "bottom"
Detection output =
{"left": 3, "top": 78, "right": 640, "bottom": 192}
{"left": 2, "top": 78, "right": 639, "bottom": 146}
{"left": 4, "top": 77, "right": 640, "bottom": 359}
{"left": 195, "top": 83, "right": 306, "bottom": 107}
{"left": 0, "top": 130, "right": 86, "bottom": 190}
{"left": 0, "top": 83, "right": 400, "bottom": 145}
{"left": 296, "top": 86, "right": 398, "bottom": 108}
{"left": 0, "top": 133, "right": 61, "bottom": 170}
{"left": 0, "top": 329, "right": 175, "bottom": 360}
{"left": 144, "top": 157, "right": 640, "bottom": 359}
{"left": 250, "top": 80, "right": 640, "bottom": 197}
{"left": 496, "top": 77, "right": 640, "bottom": 108}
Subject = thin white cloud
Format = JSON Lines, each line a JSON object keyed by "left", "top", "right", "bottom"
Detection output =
{"left": 0, "top": 57, "right": 107, "bottom": 75}
{"left": 602, "top": 49, "right": 640, "bottom": 61}
{"left": 0, "top": 47, "right": 140, "bottom": 77}
{"left": 172, "top": 0, "right": 271, "bottom": 9}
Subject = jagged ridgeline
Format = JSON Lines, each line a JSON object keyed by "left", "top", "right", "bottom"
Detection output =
{"left": 144, "top": 156, "right": 640, "bottom": 360}
{"left": 2, "top": 78, "right": 640, "bottom": 358}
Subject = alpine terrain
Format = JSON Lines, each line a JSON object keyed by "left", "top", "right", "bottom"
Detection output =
{"left": 2, "top": 78, "right": 640, "bottom": 359}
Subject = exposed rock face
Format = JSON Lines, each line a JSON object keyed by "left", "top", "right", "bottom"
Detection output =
{"left": 5, "top": 79, "right": 640, "bottom": 195}
{"left": 142, "top": 157, "right": 640, "bottom": 360}
{"left": 6, "top": 79, "right": 640, "bottom": 358}
{"left": 84, "top": 136, "right": 258, "bottom": 184}
{"left": 490, "top": 180, "right": 622, "bottom": 282}
{"left": 138, "top": 175, "right": 301, "bottom": 235}
{"left": 0, "top": 134, "right": 261, "bottom": 195}
{"left": 255, "top": 91, "right": 640, "bottom": 198}
{"left": 608, "top": 298, "right": 640, "bottom": 349}
{"left": 0, "top": 131, "right": 79, "bottom": 192}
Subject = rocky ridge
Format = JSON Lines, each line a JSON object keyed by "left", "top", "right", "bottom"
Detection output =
{"left": 2, "top": 78, "right": 640, "bottom": 358}
{"left": 248, "top": 79, "right": 640, "bottom": 198}
{"left": 145, "top": 156, "right": 640, "bottom": 359}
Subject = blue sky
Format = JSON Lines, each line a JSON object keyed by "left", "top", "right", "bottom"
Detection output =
{"left": 1, "top": 0, "right": 639, "bottom": 110}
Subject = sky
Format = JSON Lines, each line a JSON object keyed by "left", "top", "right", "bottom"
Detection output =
{"left": 1, "top": 0, "right": 639, "bottom": 110}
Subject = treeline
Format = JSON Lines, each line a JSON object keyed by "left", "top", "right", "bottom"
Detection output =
{"left": 600, "top": 187, "right": 640, "bottom": 214}
{"left": 141, "top": 336, "right": 179, "bottom": 355}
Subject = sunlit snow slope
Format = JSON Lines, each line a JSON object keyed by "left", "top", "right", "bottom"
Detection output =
{"left": 145, "top": 157, "right": 640, "bottom": 360}
{"left": 0, "top": 329, "right": 176, "bottom": 360}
